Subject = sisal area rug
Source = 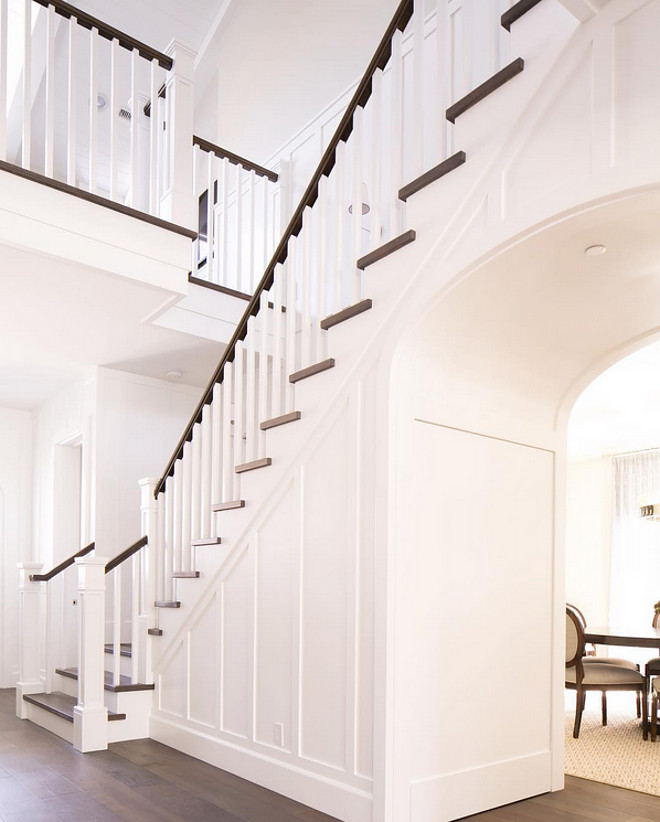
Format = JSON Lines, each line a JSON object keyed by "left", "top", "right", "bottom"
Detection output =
{"left": 565, "top": 691, "right": 660, "bottom": 795}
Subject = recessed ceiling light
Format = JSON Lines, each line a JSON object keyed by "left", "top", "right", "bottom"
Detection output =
{"left": 166, "top": 370, "right": 183, "bottom": 380}
{"left": 585, "top": 244, "right": 606, "bottom": 256}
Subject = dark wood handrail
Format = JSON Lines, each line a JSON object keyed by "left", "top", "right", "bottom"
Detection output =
{"left": 31, "top": 0, "right": 173, "bottom": 69}
{"left": 192, "top": 136, "right": 279, "bottom": 183}
{"left": 155, "top": 0, "right": 414, "bottom": 498}
{"left": 30, "top": 542, "right": 95, "bottom": 582}
{"left": 105, "top": 536, "right": 148, "bottom": 574}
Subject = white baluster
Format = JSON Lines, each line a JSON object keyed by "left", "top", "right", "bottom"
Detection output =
{"left": 271, "top": 265, "right": 285, "bottom": 418}
{"left": 44, "top": 4, "right": 55, "bottom": 176}
{"left": 181, "top": 440, "right": 192, "bottom": 572}
{"left": 333, "top": 143, "right": 345, "bottom": 313}
{"left": 248, "top": 170, "right": 256, "bottom": 291}
{"left": 245, "top": 317, "right": 257, "bottom": 463}
{"left": 285, "top": 241, "right": 297, "bottom": 411}
{"left": 112, "top": 568, "right": 121, "bottom": 687}
{"left": 156, "top": 491, "right": 166, "bottom": 604}
{"left": 412, "top": 1, "right": 425, "bottom": 177}
{"left": 165, "top": 474, "right": 174, "bottom": 600}
{"left": 369, "top": 69, "right": 383, "bottom": 250}
{"left": 350, "top": 108, "right": 364, "bottom": 303}
{"left": 201, "top": 402, "right": 213, "bottom": 536}
{"left": 389, "top": 29, "right": 404, "bottom": 238}
{"left": 301, "top": 208, "right": 312, "bottom": 368}
{"left": 67, "top": 17, "right": 76, "bottom": 185}
{"left": 0, "top": 0, "right": 7, "bottom": 161}
{"left": 149, "top": 59, "right": 159, "bottom": 214}
{"left": 138, "top": 477, "right": 158, "bottom": 681}
{"left": 88, "top": 27, "right": 98, "bottom": 194}
{"left": 220, "top": 158, "right": 229, "bottom": 287}
{"left": 262, "top": 176, "right": 269, "bottom": 274}
{"left": 21, "top": 0, "right": 31, "bottom": 169}
{"left": 211, "top": 383, "right": 223, "bottom": 532}
{"left": 129, "top": 48, "right": 138, "bottom": 207}
{"left": 437, "top": 0, "right": 450, "bottom": 162}
{"left": 317, "top": 175, "right": 329, "bottom": 356}
{"left": 109, "top": 38, "right": 119, "bottom": 200}
{"left": 173, "top": 458, "right": 183, "bottom": 574}
{"left": 235, "top": 166, "right": 244, "bottom": 292}
{"left": 130, "top": 555, "right": 139, "bottom": 683}
{"left": 192, "top": 145, "right": 200, "bottom": 274}
{"left": 234, "top": 342, "right": 246, "bottom": 472}
{"left": 258, "top": 291, "right": 269, "bottom": 455}
{"left": 73, "top": 555, "right": 108, "bottom": 752}
{"left": 206, "top": 150, "right": 214, "bottom": 278}
{"left": 221, "top": 364, "right": 234, "bottom": 501}
{"left": 191, "top": 421, "right": 202, "bottom": 542}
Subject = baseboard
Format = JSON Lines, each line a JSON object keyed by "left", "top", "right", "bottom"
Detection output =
{"left": 150, "top": 713, "right": 373, "bottom": 822}
{"left": 410, "top": 750, "right": 552, "bottom": 821}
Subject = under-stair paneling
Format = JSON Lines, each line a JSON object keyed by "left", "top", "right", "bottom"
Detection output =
{"left": 254, "top": 481, "right": 296, "bottom": 751}
{"left": 220, "top": 547, "right": 253, "bottom": 739}
{"left": 159, "top": 639, "right": 187, "bottom": 718}
{"left": 613, "top": 0, "right": 660, "bottom": 167}
{"left": 300, "top": 402, "right": 351, "bottom": 771}
{"left": 188, "top": 592, "right": 220, "bottom": 729}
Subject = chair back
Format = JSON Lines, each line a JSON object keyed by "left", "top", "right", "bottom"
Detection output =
{"left": 567, "top": 602, "right": 587, "bottom": 628}
{"left": 566, "top": 606, "right": 586, "bottom": 671}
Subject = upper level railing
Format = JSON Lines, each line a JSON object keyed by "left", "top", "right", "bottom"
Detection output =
{"left": 0, "top": 0, "right": 196, "bottom": 231}
{"left": 155, "top": 0, "right": 417, "bottom": 497}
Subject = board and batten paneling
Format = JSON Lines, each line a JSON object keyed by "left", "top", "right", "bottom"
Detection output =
{"left": 151, "top": 371, "right": 377, "bottom": 812}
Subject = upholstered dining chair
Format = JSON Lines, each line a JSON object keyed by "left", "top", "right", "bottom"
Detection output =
{"left": 567, "top": 602, "right": 642, "bottom": 723}
{"left": 566, "top": 606, "right": 647, "bottom": 739}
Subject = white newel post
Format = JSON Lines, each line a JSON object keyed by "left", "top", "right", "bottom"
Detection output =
{"left": 159, "top": 40, "right": 196, "bottom": 230}
{"left": 139, "top": 477, "right": 158, "bottom": 683}
{"left": 73, "top": 555, "right": 108, "bottom": 752}
{"left": 16, "top": 563, "right": 44, "bottom": 718}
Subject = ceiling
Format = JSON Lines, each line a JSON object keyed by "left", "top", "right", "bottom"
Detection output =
{"left": 0, "top": 243, "right": 224, "bottom": 410}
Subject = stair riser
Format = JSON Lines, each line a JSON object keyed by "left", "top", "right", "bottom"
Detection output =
{"left": 105, "top": 690, "right": 152, "bottom": 742}
{"left": 22, "top": 701, "right": 74, "bottom": 744}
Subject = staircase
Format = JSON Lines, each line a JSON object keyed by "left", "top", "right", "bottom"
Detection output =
{"left": 14, "top": 0, "right": 625, "bottom": 819}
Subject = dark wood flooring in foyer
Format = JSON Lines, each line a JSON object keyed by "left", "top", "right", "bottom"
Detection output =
{"left": 3, "top": 686, "right": 660, "bottom": 822}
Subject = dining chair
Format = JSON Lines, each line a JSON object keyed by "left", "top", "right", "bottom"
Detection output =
{"left": 565, "top": 606, "right": 647, "bottom": 739}
{"left": 567, "top": 602, "right": 642, "bottom": 723}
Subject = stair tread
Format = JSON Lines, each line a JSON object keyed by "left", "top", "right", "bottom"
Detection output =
{"left": 172, "top": 571, "right": 200, "bottom": 578}
{"left": 190, "top": 537, "right": 222, "bottom": 546}
{"left": 23, "top": 691, "right": 126, "bottom": 721}
{"left": 399, "top": 151, "right": 466, "bottom": 202}
{"left": 501, "top": 0, "right": 543, "bottom": 31}
{"left": 212, "top": 500, "right": 246, "bottom": 512}
{"left": 155, "top": 600, "right": 181, "bottom": 608}
{"left": 357, "top": 230, "right": 416, "bottom": 270}
{"left": 148, "top": 628, "right": 163, "bottom": 636}
{"left": 289, "top": 359, "right": 335, "bottom": 384}
{"left": 235, "top": 457, "right": 272, "bottom": 473}
{"left": 446, "top": 58, "right": 524, "bottom": 123}
{"left": 260, "top": 411, "right": 301, "bottom": 431}
{"left": 55, "top": 667, "right": 154, "bottom": 693}
{"left": 320, "top": 299, "right": 373, "bottom": 331}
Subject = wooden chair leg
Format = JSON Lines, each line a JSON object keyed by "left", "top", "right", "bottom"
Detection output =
{"left": 574, "top": 688, "right": 584, "bottom": 739}
{"left": 601, "top": 691, "right": 607, "bottom": 726}
{"left": 642, "top": 688, "right": 649, "bottom": 741}
{"left": 637, "top": 691, "right": 642, "bottom": 718}
{"left": 652, "top": 691, "right": 658, "bottom": 742}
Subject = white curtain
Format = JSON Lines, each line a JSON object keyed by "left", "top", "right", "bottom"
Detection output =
{"left": 610, "top": 450, "right": 660, "bottom": 627}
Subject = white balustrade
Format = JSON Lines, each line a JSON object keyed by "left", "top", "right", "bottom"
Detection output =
{"left": 15, "top": 562, "right": 44, "bottom": 718}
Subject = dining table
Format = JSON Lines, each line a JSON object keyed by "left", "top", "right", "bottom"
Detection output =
{"left": 584, "top": 625, "right": 660, "bottom": 652}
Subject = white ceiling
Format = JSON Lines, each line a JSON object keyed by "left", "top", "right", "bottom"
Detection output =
{"left": 0, "top": 244, "right": 224, "bottom": 410}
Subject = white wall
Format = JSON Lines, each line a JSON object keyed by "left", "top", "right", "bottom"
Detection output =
{"left": 565, "top": 458, "right": 613, "bottom": 626}
{"left": 0, "top": 407, "right": 31, "bottom": 687}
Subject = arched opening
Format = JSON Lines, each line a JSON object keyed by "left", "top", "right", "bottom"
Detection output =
{"left": 388, "top": 186, "right": 660, "bottom": 821}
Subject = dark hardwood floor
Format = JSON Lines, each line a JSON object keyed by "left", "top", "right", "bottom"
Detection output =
{"left": 5, "top": 686, "right": 660, "bottom": 822}
{"left": 0, "top": 689, "right": 338, "bottom": 821}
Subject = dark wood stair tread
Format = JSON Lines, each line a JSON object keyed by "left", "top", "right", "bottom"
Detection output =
{"left": 235, "top": 457, "right": 272, "bottom": 473}
{"left": 148, "top": 628, "right": 163, "bottom": 636}
{"left": 357, "top": 230, "right": 416, "bottom": 270}
{"left": 260, "top": 411, "right": 301, "bottom": 431}
{"left": 212, "top": 500, "right": 246, "bottom": 512}
{"left": 55, "top": 667, "right": 154, "bottom": 693}
{"left": 104, "top": 642, "right": 132, "bottom": 658}
{"left": 399, "top": 151, "right": 466, "bottom": 202}
{"left": 23, "top": 692, "right": 126, "bottom": 721}
{"left": 501, "top": 0, "right": 543, "bottom": 31}
{"left": 155, "top": 600, "right": 181, "bottom": 608}
{"left": 320, "top": 299, "right": 372, "bottom": 330}
{"left": 446, "top": 58, "right": 524, "bottom": 123}
{"left": 289, "top": 359, "right": 335, "bottom": 384}
{"left": 190, "top": 537, "right": 222, "bottom": 546}
{"left": 172, "top": 571, "right": 200, "bottom": 578}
